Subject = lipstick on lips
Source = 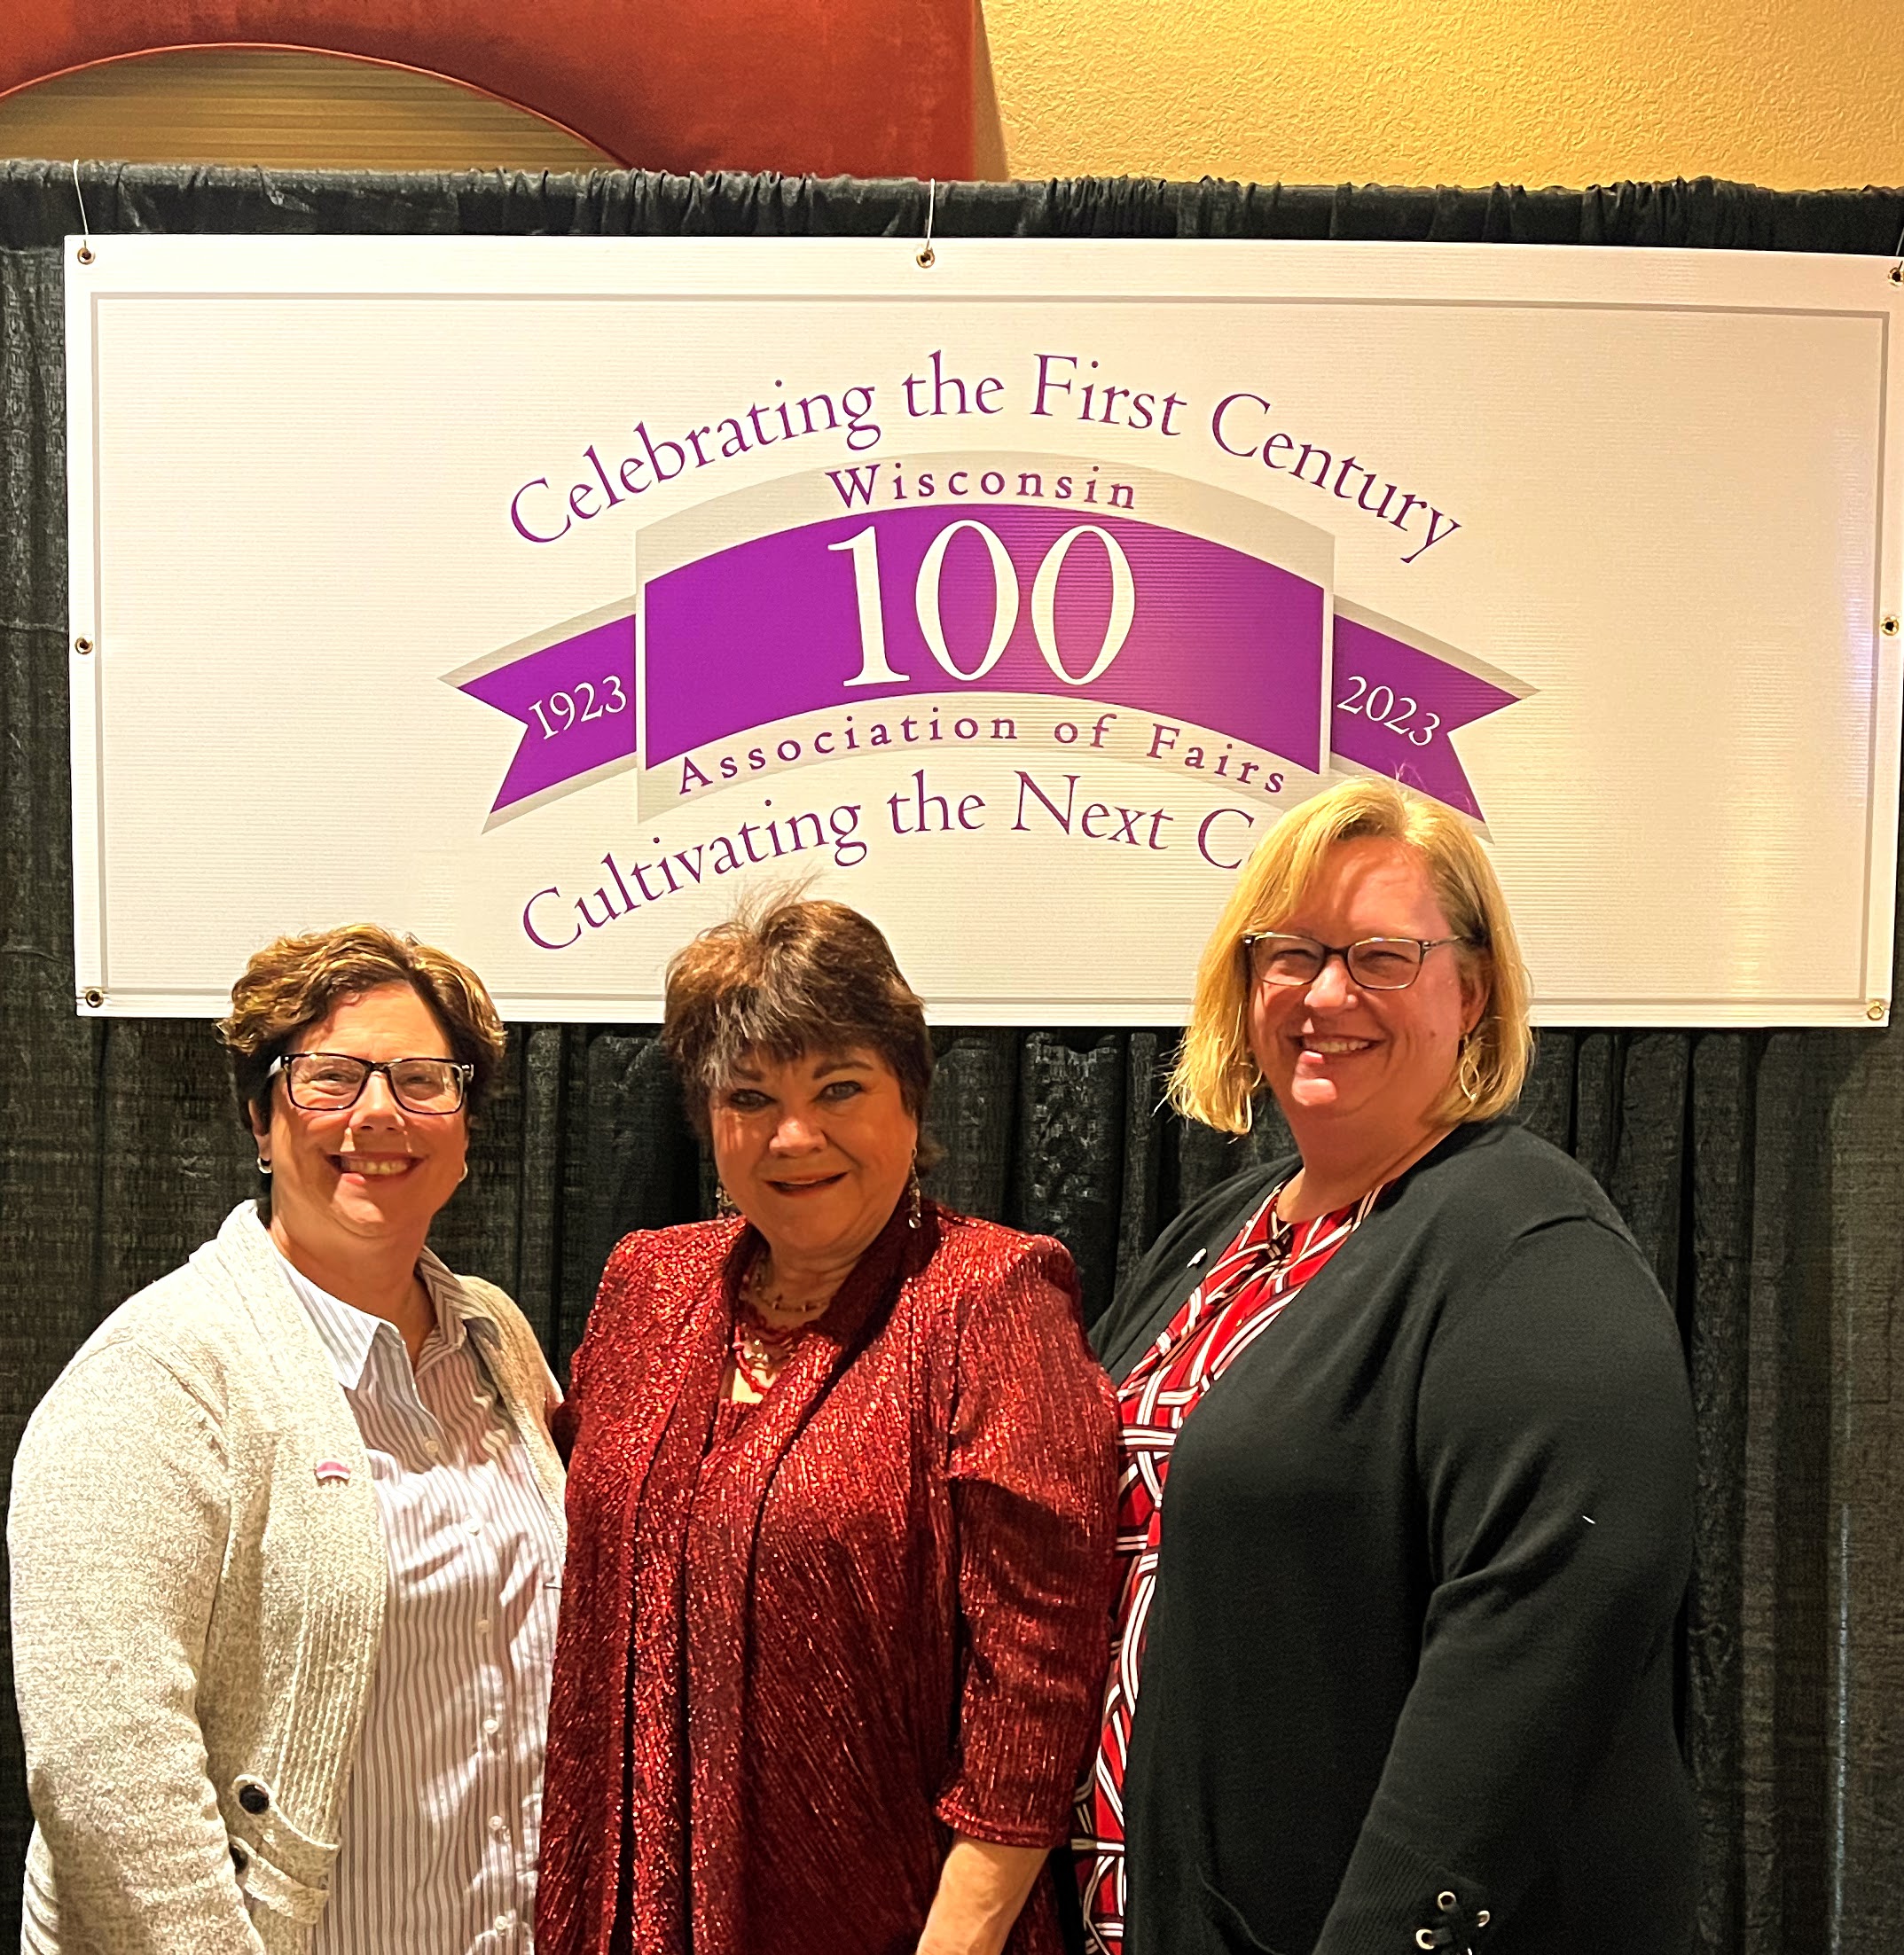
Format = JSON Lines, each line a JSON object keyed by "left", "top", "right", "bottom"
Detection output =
{"left": 766, "top": 1172, "right": 845, "bottom": 1196}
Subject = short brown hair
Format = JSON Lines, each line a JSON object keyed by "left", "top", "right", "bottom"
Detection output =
{"left": 218, "top": 924, "right": 508, "bottom": 1134}
{"left": 1170, "top": 778, "right": 1532, "bottom": 1134}
{"left": 662, "top": 894, "right": 933, "bottom": 1138}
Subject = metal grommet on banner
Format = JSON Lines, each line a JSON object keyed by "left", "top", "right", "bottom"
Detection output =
{"left": 916, "top": 178, "right": 936, "bottom": 270}
{"left": 74, "top": 637, "right": 92, "bottom": 655}
{"left": 71, "top": 160, "right": 94, "bottom": 265}
{"left": 1868, "top": 999, "right": 1887, "bottom": 1021}
{"left": 1882, "top": 615, "right": 1899, "bottom": 637}
{"left": 82, "top": 989, "right": 104, "bottom": 1009}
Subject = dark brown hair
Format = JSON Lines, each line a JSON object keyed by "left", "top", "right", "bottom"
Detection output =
{"left": 662, "top": 894, "right": 934, "bottom": 1138}
{"left": 217, "top": 923, "right": 508, "bottom": 1136}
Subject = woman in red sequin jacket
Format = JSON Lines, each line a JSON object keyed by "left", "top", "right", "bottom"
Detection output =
{"left": 536, "top": 895, "right": 1118, "bottom": 1955}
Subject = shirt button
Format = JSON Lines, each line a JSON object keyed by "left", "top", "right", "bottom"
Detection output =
{"left": 476, "top": 1618, "right": 491, "bottom": 1635}
{"left": 483, "top": 1715, "right": 501, "bottom": 1736}
{"left": 489, "top": 1815, "right": 508, "bottom": 1836}
{"left": 466, "top": 1515, "right": 484, "bottom": 1534}
{"left": 423, "top": 1436, "right": 442, "bottom": 1458}
{"left": 494, "top": 1912, "right": 515, "bottom": 1932}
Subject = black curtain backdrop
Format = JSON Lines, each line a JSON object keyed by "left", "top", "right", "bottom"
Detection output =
{"left": 3, "top": 160, "right": 1902, "bottom": 1954}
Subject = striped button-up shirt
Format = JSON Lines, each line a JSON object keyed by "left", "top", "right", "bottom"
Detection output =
{"left": 278, "top": 1253, "right": 566, "bottom": 1954}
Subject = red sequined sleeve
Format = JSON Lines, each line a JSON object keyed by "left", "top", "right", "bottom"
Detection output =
{"left": 936, "top": 1239, "right": 1119, "bottom": 1847}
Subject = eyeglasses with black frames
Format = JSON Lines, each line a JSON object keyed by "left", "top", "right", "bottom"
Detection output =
{"left": 1241, "top": 933, "right": 1468, "bottom": 992}
{"left": 268, "top": 1052, "right": 473, "bottom": 1114}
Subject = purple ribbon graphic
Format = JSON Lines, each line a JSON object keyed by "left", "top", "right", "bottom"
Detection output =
{"left": 1328, "top": 616, "right": 1520, "bottom": 820}
{"left": 458, "top": 512, "right": 1524, "bottom": 824}
{"left": 457, "top": 614, "right": 635, "bottom": 817}
{"left": 643, "top": 505, "right": 1327, "bottom": 772}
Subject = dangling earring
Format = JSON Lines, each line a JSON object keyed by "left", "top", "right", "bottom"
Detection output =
{"left": 1233, "top": 995, "right": 1264, "bottom": 1132}
{"left": 716, "top": 1181, "right": 739, "bottom": 1218}
{"left": 905, "top": 1159, "right": 923, "bottom": 1231}
{"left": 255, "top": 1154, "right": 272, "bottom": 1176}
{"left": 1234, "top": 991, "right": 1264, "bottom": 1086}
{"left": 1457, "top": 1031, "right": 1484, "bottom": 1107}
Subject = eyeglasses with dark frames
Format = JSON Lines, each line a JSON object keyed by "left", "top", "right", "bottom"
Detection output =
{"left": 269, "top": 1052, "right": 473, "bottom": 1114}
{"left": 1241, "top": 933, "right": 1469, "bottom": 992}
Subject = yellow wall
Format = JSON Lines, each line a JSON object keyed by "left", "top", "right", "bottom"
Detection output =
{"left": 977, "top": 0, "right": 1902, "bottom": 192}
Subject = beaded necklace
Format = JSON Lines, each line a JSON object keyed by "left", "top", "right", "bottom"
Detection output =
{"left": 731, "top": 1256, "right": 833, "bottom": 1395}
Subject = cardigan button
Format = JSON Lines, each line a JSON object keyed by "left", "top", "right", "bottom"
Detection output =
{"left": 238, "top": 1782, "right": 270, "bottom": 1814}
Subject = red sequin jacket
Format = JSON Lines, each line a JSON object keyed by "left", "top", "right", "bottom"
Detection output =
{"left": 536, "top": 1202, "right": 1118, "bottom": 1955}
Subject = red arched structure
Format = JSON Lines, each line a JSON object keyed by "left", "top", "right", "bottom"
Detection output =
{"left": 0, "top": 2, "right": 975, "bottom": 178}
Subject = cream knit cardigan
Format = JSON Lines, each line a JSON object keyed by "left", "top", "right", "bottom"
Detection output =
{"left": 8, "top": 1202, "right": 565, "bottom": 1955}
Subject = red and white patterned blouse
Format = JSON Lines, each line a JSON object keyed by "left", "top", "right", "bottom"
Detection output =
{"left": 1073, "top": 1182, "right": 1378, "bottom": 1955}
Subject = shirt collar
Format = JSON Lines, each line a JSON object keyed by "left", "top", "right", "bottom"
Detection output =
{"left": 267, "top": 1234, "right": 494, "bottom": 1391}
{"left": 433, "top": 1267, "right": 503, "bottom": 1354}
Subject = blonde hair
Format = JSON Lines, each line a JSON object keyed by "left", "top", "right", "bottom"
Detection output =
{"left": 1168, "top": 778, "right": 1532, "bottom": 1135}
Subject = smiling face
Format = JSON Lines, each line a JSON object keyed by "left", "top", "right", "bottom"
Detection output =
{"left": 709, "top": 1047, "right": 920, "bottom": 1279}
{"left": 1249, "top": 836, "right": 1485, "bottom": 1155}
{"left": 252, "top": 981, "right": 469, "bottom": 1266}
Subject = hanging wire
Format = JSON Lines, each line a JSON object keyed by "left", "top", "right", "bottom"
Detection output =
{"left": 917, "top": 177, "right": 936, "bottom": 270}
{"left": 71, "top": 160, "right": 94, "bottom": 264}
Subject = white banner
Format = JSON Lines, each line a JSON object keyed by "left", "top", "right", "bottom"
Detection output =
{"left": 66, "top": 236, "right": 1904, "bottom": 1025}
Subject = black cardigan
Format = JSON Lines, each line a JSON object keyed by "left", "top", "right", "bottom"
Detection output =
{"left": 1091, "top": 1119, "right": 1696, "bottom": 1955}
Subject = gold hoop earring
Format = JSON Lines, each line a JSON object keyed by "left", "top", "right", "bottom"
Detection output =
{"left": 1457, "top": 1035, "right": 1484, "bottom": 1107}
{"left": 255, "top": 1154, "right": 272, "bottom": 1177}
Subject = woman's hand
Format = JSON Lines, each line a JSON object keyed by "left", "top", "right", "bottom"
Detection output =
{"left": 915, "top": 1837, "right": 1046, "bottom": 1955}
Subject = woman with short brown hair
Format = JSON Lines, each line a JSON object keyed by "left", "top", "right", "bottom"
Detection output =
{"left": 222, "top": 922, "right": 509, "bottom": 1141}
{"left": 659, "top": 895, "right": 936, "bottom": 1134}
{"left": 537, "top": 895, "right": 1117, "bottom": 1955}
{"left": 11, "top": 924, "right": 564, "bottom": 1955}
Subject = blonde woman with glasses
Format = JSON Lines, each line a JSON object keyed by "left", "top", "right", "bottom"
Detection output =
{"left": 1073, "top": 778, "right": 1696, "bottom": 1955}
